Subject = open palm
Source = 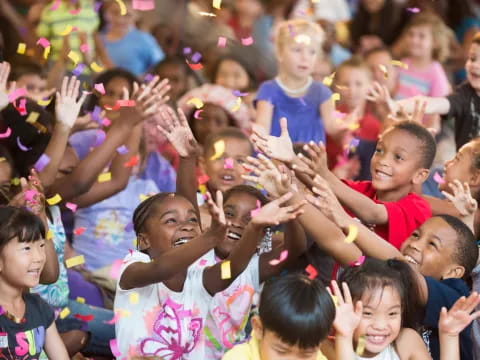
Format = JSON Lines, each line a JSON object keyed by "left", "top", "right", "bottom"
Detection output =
{"left": 251, "top": 118, "right": 295, "bottom": 162}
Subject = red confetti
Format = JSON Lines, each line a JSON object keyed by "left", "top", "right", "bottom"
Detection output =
{"left": 73, "top": 314, "right": 94, "bottom": 322}
{"left": 186, "top": 61, "right": 203, "bottom": 71}
{"left": 305, "top": 264, "right": 317, "bottom": 280}
{"left": 197, "top": 174, "right": 209, "bottom": 185}
{"left": 73, "top": 227, "right": 86, "bottom": 235}
{"left": 124, "top": 155, "right": 139, "bottom": 168}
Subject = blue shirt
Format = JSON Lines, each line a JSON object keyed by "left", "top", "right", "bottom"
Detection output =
{"left": 423, "top": 276, "right": 472, "bottom": 360}
{"left": 255, "top": 80, "right": 332, "bottom": 144}
{"left": 101, "top": 28, "right": 164, "bottom": 76}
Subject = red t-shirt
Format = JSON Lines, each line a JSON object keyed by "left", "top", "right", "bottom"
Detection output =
{"left": 343, "top": 180, "right": 432, "bottom": 249}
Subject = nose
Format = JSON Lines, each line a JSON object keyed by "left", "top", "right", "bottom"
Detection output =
{"left": 33, "top": 244, "right": 46, "bottom": 264}
{"left": 180, "top": 222, "right": 194, "bottom": 232}
{"left": 372, "top": 316, "right": 388, "bottom": 331}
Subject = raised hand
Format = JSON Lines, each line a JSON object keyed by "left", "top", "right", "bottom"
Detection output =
{"left": 439, "top": 292, "right": 480, "bottom": 336}
{"left": 366, "top": 82, "right": 397, "bottom": 118}
{"left": 0, "top": 62, "right": 15, "bottom": 111}
{"left": 55, "top": 76, "right": 88, "bottom": 129}
{"left": 251, "top": 117, "right": 296, "bottom": 163}
{"left": 330, "top": 280, "right": 363, "bottom": 338}
{"left": 242, "top": 154, "right": 291, "bottom": 198}
{"left": 251, "top": 192, "right": 305, "bottom": 227}
{"left": 9, "top": 169, "right": 46, "bottom": 218}
{"left": 156, "top": 106, "right": 198, "bottom": 158}
{"left": 295, "top": 141, "right": 329, "bottom": 177}
{"left": 442, "top": 180, "right": 478, "bottom": 218}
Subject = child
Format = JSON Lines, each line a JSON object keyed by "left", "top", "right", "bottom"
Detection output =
{"left": 211, "top": 55, "right": 255, "bottom": 93}
{"left": 326, "top": 258, "right": 431, "bottom": 359}
{"left": 101, "top": 0, "right": 165, "bottom": 76}
{"left": 252, "top": 119, "right": 435, "bottom": 249}
{"left": 255, "top": 19, "right": 354, "bottom": 144}
{"left": 9, "top": 63, "right": 54, "bottom": 102}
{"left": 0, "top": 206, "right": 69, "bottom": 359}
{"left": 364, "top": 47, "right": 399, "bottom": 102}
{"left": 368, "top": 32, "right": 480, "bottom": 150}
{"left": 223, "top": 273, "right": 335, "bottom": 360}
{"left": 227, "top": 0, "right": 263, "bottom": 41}
{"left": 153, "top": 57, "right": 190, "bottom": 107}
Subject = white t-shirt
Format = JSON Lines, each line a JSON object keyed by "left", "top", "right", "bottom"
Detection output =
{"left": 196, "top": 250, "right": 262, "bottom": 359}
{"left": 114, "top": 250, "right": 212, "bottom": 359}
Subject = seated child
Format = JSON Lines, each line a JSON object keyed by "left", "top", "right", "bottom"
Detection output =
{"left": 223, "top": 273, "right": 335, "bottom": 360}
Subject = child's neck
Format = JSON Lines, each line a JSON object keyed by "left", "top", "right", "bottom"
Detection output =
{"left": 0, "top": 281, "right": 25, "bottom": 319}
{"left": 106, "top": 25, "right": 131, "bottom": 39}
{"left": 408, "top": 54, "right": 433, "bottom": 69}
{"left": 276, "top": 73, "right": 312, "bottom": 95}
{"left": 375, "top": 184, "right": 415, "bottom": 202}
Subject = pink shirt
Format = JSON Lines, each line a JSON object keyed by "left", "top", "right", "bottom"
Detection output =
{"left": 396, "top": 58, "right": 451, "bottom": 99}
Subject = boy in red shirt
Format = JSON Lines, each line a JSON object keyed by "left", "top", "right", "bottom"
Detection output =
{"left": 252, "top": 119, "right": 434, "bottom": 249}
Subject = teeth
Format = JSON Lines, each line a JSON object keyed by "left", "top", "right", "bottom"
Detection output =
{"left": 227, "top": 231, "right": 241, "bottom": 240}
{"left": 222, "top": 175, "right": 233, "bottom": 181}
{"left": 367, "top": 335, "right": 387, "bottom": 343}
{"left": 173, "top": 238, "right": 189, "bottom": 247}
{"left": 404, "top": 255, "right": 418, "bottom": 265}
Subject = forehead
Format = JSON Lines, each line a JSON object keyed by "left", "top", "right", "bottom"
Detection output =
{"left": 207, "top": 136, "right": 251, "bottom": 156}
{"left": 361, "top": 285, "right": 401, "bottom": 307}
{"left": 469, "top": 43, "right": 480, "bottom": 55}
{"left": 337, "top": 66, "right": 370, "bottom": 80}
{"left": 106, "top": 76, "right": 131, "bottom": 90}
{"left": 380, "top": 128, "right": 420, "bottom": 148}
{"left": 418, "top": 217, "right": 457, "bottom": 244}
{"left": 155, "top": 196, "right": 195, "bottom": 213}
{"left": 224, "top": 191, "right": 259, "bottom": 208}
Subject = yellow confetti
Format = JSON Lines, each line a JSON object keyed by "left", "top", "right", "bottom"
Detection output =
{"left": 379, "top": 64, "right": 388, "bottom": 79}
{"left": 210, "top": 140, "right": 225, "bottom": 160}
{"left": 231, "top": 97, "right": 242, "bottom": 112}
{"left": 294, "top": 34, "right": 311, "bottom": 45}
{"left": 46, "top": 193, "right": 62, "bottom": 205}
{"left": 26, "top": 112, "right": 40, "bottom": 124}
{"left": 322, "top": 72, "right": 335, "bottom": 87}
{"left": 344, "top": 224, "right": 359, "bottom": 243}
{"left": 57, "top": 25, "right": 73, "bottom": 36}
{"left": 139, "top": 194, "right": 151, "bottom": 202}
{"left": 198, "top": 184, "right": 207, "bottom": 194}
{"left": 0, "top": 157, "right": 4, "bottom": 163}
{"left": 66, "top": 255, "right": 85, "bottom": 268}
{"left": 11, "top": 178, "right": 20, "bottom": 186}
{"left": 115, "top": 0, "right": 127, "bottom": 15}
{"left": 330, "top": 294, "right": 338, "bottom": 307}
{"left": 129, "top": 292, "right": 139, "bottom": 304}
{"left": 76, "top": 297, "right": 85, "bottom": 304}
{"left": 221, "top": 260, "right": 231, "bottom": 279}
{"left": 46, "top": 230, "right": 53, "bottom": 240}
{"left": 43, "top": 46, "right": 51, "bottom": 59}
{"left": 37, "top": 97, "right": 53, "bottom": 106}
{"left": 331, "top": 93, "right": 340, "bottom": 103}
{"left": 348, "top": 123, "right": 360, "bottom": 131}
{"left": 98, "top": 172, "right": 112, "bottom": 183}
{"left": 17, "top": 43, "right": 26, "bottom": 54}
{"left": 90, "top": 62, "right": 104, "bottom": 73}
{"left": 356, "top": 336, "right": 366, "bottom": 355}
{"left": 132, "top": 237, "right": 137, "bottom": 247}
{"left": 68, "top": 50, "right": 80, "bottom": 66}
{"left": 187, "top": 97, "right": 204, "bottom": 109}
{"left": 59, "top": 307, "right": 70, "bottom": 319}
{"left": 118, "top": 309, "right": 131, "bottom": 317}
{"left": 199, "top": 11, "right": 216, "bottom": 16}
{"left": 391, "top": 60, "right": 408, "bottom": 70}
{"left": 212, "top": 0, "right": 222, "bottom": 9}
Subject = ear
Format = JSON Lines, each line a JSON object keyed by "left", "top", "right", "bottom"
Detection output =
{"left": 251, "top": 315, "right": 264, "bottom": 338}
{"left": 442, "top": 264, "right": 465, "bottom": 280}
{"left": 412, "top": 168, "right": 430, "bottom": 185}
{"left": 137, "top": 233, "right": 151, "bottom": 251}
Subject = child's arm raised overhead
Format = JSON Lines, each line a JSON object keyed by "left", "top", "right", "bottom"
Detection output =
{"left": 255, "top": 100, "right": 274, "bottom": 134}
{"left": 44, "top": 322, "right": 69, "bottom": 360}
{"left": 438, "top": 292, "right": 480, "bottom": 360}
{"left": 0, "top": 62, "right": 16, "bottom": 112}
{"left": 440, "top": 180, "right": 477, "bottom": 233}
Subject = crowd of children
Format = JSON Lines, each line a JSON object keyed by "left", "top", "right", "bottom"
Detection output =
{"left": 1, "top": 0, "right": 480, "bottom": 359}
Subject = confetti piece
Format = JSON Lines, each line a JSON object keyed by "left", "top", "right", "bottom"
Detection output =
{"left": 433, "top": 172, "right": 445, "bottom": 184}
{"left": 15, "top": 98, "right": 27, "bottom": 115}
{"left": 79, "top": 43, "right": 89, "bottom": 53}
{"left": 73, "top": 314, "right": 94, "bottom": 322}
{"left": 241, "top": 37, "right": 254, "bottom": 46}
{"left": 116, "top": 145, "right": 128, "bottom": 155}
{"left": 46, "top": 230, "right": 53, "bottom": 240}
{"left": 349, "top": 255, "right": 366, "bottom": 267}
{"left": 94, "top": 130, "right": 106, "bottom": 147}
{"left": 36, "top": 38, "right": 50, "bottom": 48}
{"left": 0, "top": 128, "right": 11, "bottom": 139}
{"left": 344, "top": 224, "right": 359, "bottom": 243}
{"left": 90, "top": 62, "right": 104, "bottom": 73}
{"left": 390, "top": 60, "right": 408, "bottom": 70}
{"left": 104, "top": 312, "right": 121, "bottom": 324}
{"left": 294, "top": 34, "right": 311, "bottom": 45}
{"left": 0, "top": 157, "right": 4, "bottom": 163}
{"left": 305, "top": 264, "right": 317, "bottom": 279}
{"left": 217, "top": 36, "right": 227, "bottom": 47}
{"left": 17, "top": 137, "right": 31, "bottom": 151}
{"left": 407, "top": 7, "right": 420, "bottom": 13}
{"left": 191, "top": 52, "right": 202, "bottom": 63}
{"left": 198, "top": 174, "right": 210, "bottom": 184}
{"left": 34, "top": 153, "right": 50, "bottom": 172}
{"left": 199, "top": 259, "right": 208, "bottom": 266}
{"left": 124, "top": 222, "right": 134, "bottom": 232}
{"left": 212, "top": 0, "right": 222, "bottom": 9}
{"left": 139, "top": 194, "right": 150, "bottom": 202}
{"left": 17, "top": 43, "right": 26, "bottom": 54}
{"left": 50, "top": 0, "right": 61, "bottom": 10}
{"left": 231, "top": 97, "right": 242, "bottom": 112}
{"left": 65, "top": 202, "right": 78, "bottom": 212}
{"left": 129, "top": 292, "right": 139, "bottom": 304}
{"left": 186, "top": 61, "right": 203, "bottom": 71}
{"left": 59, "top": 307, "right": 70, "bottom": 319}
{"left": 117, "top": 99, "right": 136, "bottom": 107}
{"left": 98, "top": 172, "right": 112, "bottom": 183}
{"left": 11, "top": 178, "right": 20, "bottom": 186}
{"left": 115, "top": 0, "right": 127, "bottom": 15}
{"left": 110, "top": 339, "right": 121, "bottom": 357}
{"left": 210, "top": 140, "right": 225, "bottom": 160}
{"left": 348, "top": 122, "right": 360, "bottom": 131}
{"left": 46, "top": 193, "right": 62, "bottom": 206}
{"left": 123, "top": 155, "right": 139, "bottom": 168}
{"left": 26, "top": 112, "right": 40, "bottom": 124}
{"left": 198, "top": 11, "right": 216, "bottom": 16}
{"left": 224, "top": 158, "right": 234, "bottom": 169}
{"left": 250, "top": 200, "right": 261, "bottom": 218}
{"left": 102, "top": 118, "right": 111, "bottom": 127}
{"left": 43, "top": 46, "right": 50, "bottom": 60}
{"left": 94, "top": 83, "right": 105, "bottom": 95}
{"left": 57, "top": 25, "right": 73, "bottom": 36}
{"left": 233, "top": 90, "right": 249, "bottom": 97}
{"left": 269, "top": 250, "right": 289, "bottom": 266}
{"left": 68, "top": 51, "right": 80, "bottom": 66}
{"left": 330, "top": 294, "right": 338, "bottom": 307}
{"left": 69, "top": 7, "right": 81, "bottom": 15}
{"left": 37, "top": 97, "right": 53, "bottom": 107}
{"left": 72, "top": 63, "right": 86, "bottom": 77}
{"left": 183, "top": 47, "right": 192, "bottom": 55}
{"left": 187, "top": 97, "right": 204, "bottom": 109}
{"left": 76, "top": 297, "right": 85, "bottom": 304}
{"left": 66, "top": 255, "right": 85, "bottom": 268}
{"left": 110, "top": 259, "right": 123, "bottom": 279}
{"left": 334, "top": 110, "right": 346, "bottom": 119}
{"left": 379, "top": 64, "right": 388, "bottom": 79}
{"left": 73, "top": 227, "right": 86, "bottom": 235}
{"left": 132, "top": 0, "right": 155, "bottom": 10}
{"left": 24, "top": 189, "right": 37, "bottom": 202}
{"left": 194, "top": 109, "right": 203, "bottom": 119}
{"left": 331, "top": 93, "right": 340, "bottom": 102}
{"left": 221, "top": 260, "right": 231, "bottom": 279}
{"left": 356, "top": 336, "right": 366, "bottom": 355}
{"left": 8, "top": 88, "right": 27, "bottom": 102}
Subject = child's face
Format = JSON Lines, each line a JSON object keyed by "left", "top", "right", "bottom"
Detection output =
{"left": 353, "top": 286, "right": 402, "bottom": 357}
{"left": 441, "top": 141, "right": 479, "bottom": 193}
{"left": 201, "top": 137, "right": 251, "bottom": 193}
{"left": 335, "top": 66, "right": 371, "bottom": 110}
{"left": 312, "top": 58, "right": 333, "bottom": 83}
{"left": 0, "top": 237, "right": 46, "bottom": 289}
{"left": 234, "top": 0, "right": 262, "bottom": 18}
{"left": 277, "top": 33, "right": 319, "bottom": 79}
{"left": 215, "top": 59, "right": 250, "bottom": 92}
{"left": 365, "top": 51, "right": 397, "bottom": 94}
{"left": 215, "top": 191, "right": 258, "bottom": 258}
{"left": 362, "top": 0, "right": 385, "bottom": 13}
{"left": 104, "top": 1, "right": 136, "bottom": 28}
{"left": 193, "top": 104, "right": 231, "bottom": 145}
{"left": 99, "top": 76, "right": 131, "bottom": 110}
{"left": 155, "top": 63, "right": 187, "bottom": 103}
{"left": 370, "top": 129, "right": 425, "bottom": 193}
{"left": 466, "top": 43, "right": 480, "bottom": 95}
{"left": 406, "top": 25, "right": 434, "bottom": 60}
{"left": 400, "top": 217, "right": 460, "bottom": 279}
{"left": 0, "top": 159, "right": 12, "bottom": 187}
{"left": 16, "top": 74, "right": 47, "bottom": 98}
{"left": 139, "top": 196, "right": 201, "bottom": 257}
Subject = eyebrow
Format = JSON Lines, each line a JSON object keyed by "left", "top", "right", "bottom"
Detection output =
{"left": 431, "top": 234, "right": 443, "bottom": 245}
{"left": 160, "top": 210, "right": 178, "bottom": 219}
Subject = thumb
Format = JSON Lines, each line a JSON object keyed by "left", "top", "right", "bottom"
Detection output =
{"left": 279, "top": 117, "right": 289, "bottom": 137}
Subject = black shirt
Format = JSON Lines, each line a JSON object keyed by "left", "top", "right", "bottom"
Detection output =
{"left": 0, "top": 293, "right": 54, "bottom": 359}
{"left": 445, "top": 82, "right": 480, "bottom": 149}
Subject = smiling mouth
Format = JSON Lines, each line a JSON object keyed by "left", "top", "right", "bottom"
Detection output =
{"left": 220, "top": 174, "right": 235, "bottom": 182}
{"left": 227, "top": 231, "right": 241, "bottom": 241}
{"left": 403, "top": 254, "right": 419, "bottom": 265}
{"left": 374, "top": 169, "right": 391, "bottom": 179}
{"left": 27, "top": 268, "right": 41, "bottom": 276}
{"left": 366, "top": 334, "right": 389, "bottom": 345}
{"left": 173, "top": 237, "right": 191, "bottom": 247}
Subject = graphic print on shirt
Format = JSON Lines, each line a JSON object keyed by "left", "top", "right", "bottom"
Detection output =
{"left": 139, "top": 298, "right": 202, "bottom": 360}
{"left": 0, "top": 326, "right": 45, "bottom": 359}
{"left": 94, "top": 211, "right": 125, "bottom": 246}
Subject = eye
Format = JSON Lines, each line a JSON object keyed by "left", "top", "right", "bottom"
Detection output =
{"left": 362, "top": 311, "right": 373, "bottom": 317}
{"left": 225, "top": 210, "right": 234, "bottom": 218}
{"left": 188, "top": 217, "right": 198, "bottom": 223}
{"left": 236, "top": 158, "right": 245, "bottom": 165}
{"left": 374, "top": 147, "right": 383, "bottom": 154}
{"left": 22, "top": 246, "right": 31, "bottom": 251}
{"left": 429, "top": 241, "right": 438, "bottom": 249}
{"left": 389, "top": 311, "right": 400, "bottom": 317}
{"left": 165, "top": 218, "right": 176, "bottom": 224}
{"left": 394, "top": 154, "right": 403, "bottom": 161}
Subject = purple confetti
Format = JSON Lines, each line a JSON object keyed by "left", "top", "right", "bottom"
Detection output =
{"left": 183, "top": 47, "right": 192, "bottom": 55}
{"left": 16, "top": 137, "right": 31, "bottom": 151}
{"left": 288, "top": 24, "right": 295, "bottom": 36}
{"left": 124, "top": 222, "right": 134, "bottom": 232}
{"left": 144, "top": 73, "right": 154, "bottom": 82}
{"left": 91, "top": 106, "right": 102, "bottom": 124}
{"left": 34, "top": 153, "right": 51, "bottom": 172}
{"left": 94, "top": 1, "right": 102, "bottom": 12}
{"left": 93, "top": 130, "right": 106, "bottom": 147}
{"left": 72, "top": 63, "right": 86, "bottom": 77}
{"left": 233, "top": 90, "right": 249, "bottom": 97}
{"left": 299, "top": 97, "right": 306, "bottom": 106}
{"left": 191, "top": 52, "right": 202, "bottom": 63}
{"left": 349, "top": 138, "right": 360, "bottom": 148}
{"left": 406, "top": 7, "right": 420, "bottom": 13}
{"left": 116, "top": 145, "right": 128, "bottom": 155}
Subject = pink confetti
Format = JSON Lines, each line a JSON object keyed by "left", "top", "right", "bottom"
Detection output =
{"left": 24, "top": 189, "right": 37, "bottom": 201}
{"left": 433, "top": 172, "right": 445, "bottom": 184}
{"left": 199, "top": 259, "right": 208, "bottom": 266}
{"left": 65, "top": 202, "right": 78, "bottom": 212}
{"left": 0, "top": 127, "right": 11, "bottom": 139}
{"left": 223, "top": 158, "right": 234, "bottom": 169}
{"left": 197, "top": 174, "right": 209, "bottom": 185}
{"left": 217, "top": 36, "right": 227, "bottom": 47}
{"left": 349, "top": 255, "right": 366, "bottom": 267}
{"left": 334, "top": 110, "right": 347, "bottom": 119}
{"left": 250, "top": 200, "right": 261, "bottom": 218}
{"left": 269, "top": 250, "right": 289, "bottom": 266}
{"left": 50, "top": 0, "right": 61, "bottom": 10}
{"left": 132, "top": 0, "right": 155, "bottom": 10}
{"left": 34, "top": 153, "right": 50, "bottom": 172}
{"left": 8, "top": 88, "right": 27, "bottom": 103}
{"left": 102, "top": 118, "right": 111, "bottom": 127}
{"left": 241, "top": 37, "right": 254, "bottom": 46}
{"left": 17, "top": 137, "right": 31, "bottom": 151}
{"left": 79, "top": 43, "right": 90, "bottom": 53}
{"left": 36, "top": 38, "right": 50, "bottom": 48}
{"left": 110, "top": 259, "right": 123, "bottom": 280}
{"left": 109, "top": 339, "right": 121, "bottom": 357}
{"left": 407, "top": 7, "right": 420, "bottom": 13}
{"left": 94, "top": 83, "right": 105, "bottom": 95}
{"left": 69, "top": 8, "right": 81, "bottom": 15}
{"left": 194, "top": 109, "right": 203, "bottom": 119}
{"left": 104, "top": 311, "right": 122, "bottom": 325}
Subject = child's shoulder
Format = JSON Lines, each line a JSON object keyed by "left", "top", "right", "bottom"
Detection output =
{"left": 395, "top": 328, "right": 428, "bottom": 357}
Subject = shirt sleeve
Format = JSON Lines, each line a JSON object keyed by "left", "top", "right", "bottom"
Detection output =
{"left": 428, "top": 62, "right": 451, "bottom": 97}
{"left": 382, "top": 194, "right": 431, "bottom": 249}
{"left": 143, "top": 32, "right": 165, "bottom": 68}
{"left": 117, "top": 251, "right": 151, "bottom": 291}
{"left": 316, "top": 83, "right": 333, "bottom": 105}
{"left": 254, "top": 81, "right": 276, "bottom": 106}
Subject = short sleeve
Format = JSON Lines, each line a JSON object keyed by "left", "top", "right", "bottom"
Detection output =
{"left": 30, "top": 294, "right": 55, "bottom": 329}
{"left": 254, "top": 81, "right": 278, "bottom": 106}
{"left": 428, "top": 63, "right": 451, "bottom": 97}
{"left": 117, "top": 251, "right": 151, "bottom": 291}
{"left": 383, "top": 194, "right": 431, "bottom": 249}
{"left": 315, "top": 83, "right": 333, "bottom": 105}
{"left": 342, "top": 180, "right": 376, "bottom": 198}
{"left": 143, "top": 33, "right": 165, "bottom": 68}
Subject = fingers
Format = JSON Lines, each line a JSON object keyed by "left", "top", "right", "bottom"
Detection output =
{"left": 215, "top": 190, "right": 223, "bottom": 210}
{"left": 331, "top": 280, "right": 344, "bottom": 305}
{"left": 0, "top": 62, "right": 11, "bottom": 88}
{"left": 274, "top": 192, "right": 293, "bottom": 206}
{"left": 61, "top": 76, "right": 68, "bottom": 97}
{"left": 177, "top": 108, "right": 189, "bottom": 128}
